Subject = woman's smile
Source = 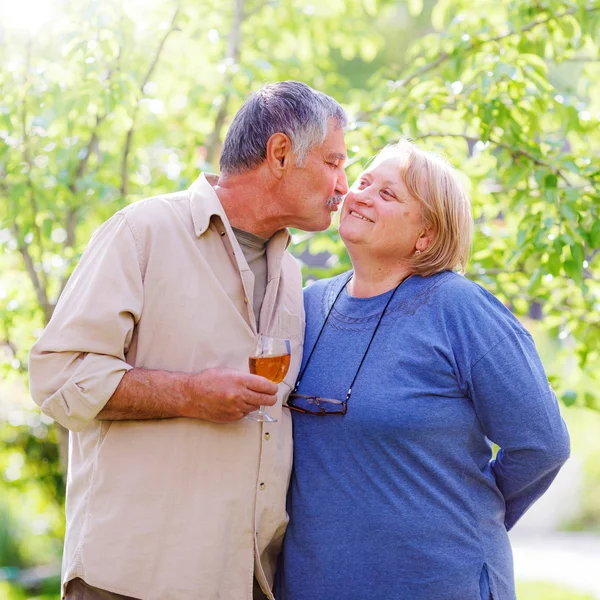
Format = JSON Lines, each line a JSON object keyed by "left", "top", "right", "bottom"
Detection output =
{"left": 348, "top": 209, "right": 374, "bottom": 223}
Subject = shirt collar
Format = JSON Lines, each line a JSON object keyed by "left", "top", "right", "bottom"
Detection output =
{"left": 189, "top": 172, "right": 226, "bottom": 237}
{"left": 188, "top": 172, "right": 291, "bottom": 249}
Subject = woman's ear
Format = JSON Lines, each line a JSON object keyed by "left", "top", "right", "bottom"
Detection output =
{"left": 415, "top": 224, "right": 435, "bottom": 253}
{"left": 265, "top": 132, "right": 293, "bottom": 179}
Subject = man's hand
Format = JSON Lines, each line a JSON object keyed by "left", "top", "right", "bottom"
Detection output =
{"left": 182, "top": 368, "right": 279, "bottom": 423}
{"left": 98, "top": 367, "right": 279, "bottom": 423}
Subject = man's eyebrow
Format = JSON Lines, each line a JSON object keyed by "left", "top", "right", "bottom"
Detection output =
{"left": 326, "top": 152, "right": 347, "bottom": 161}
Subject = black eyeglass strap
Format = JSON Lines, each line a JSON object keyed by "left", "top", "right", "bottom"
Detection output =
{"left": 292, "top": 273, "right": 353, "bottom": 394}
{"left": 293, "top": 272, "right": 409, "bottom": 404}
{"left": 345, "top": 277, "right": 404, "bottom": 400}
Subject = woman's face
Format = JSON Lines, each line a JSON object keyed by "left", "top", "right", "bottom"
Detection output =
{"left": 339, "top": 156, "right": 431, "bottom": 261}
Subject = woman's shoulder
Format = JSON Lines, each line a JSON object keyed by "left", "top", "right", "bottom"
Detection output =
{"left": 432, "top": 271, "right": 506, "bottom": 306}
{"left": 428, "top": 271, "right": 530, "bottom": 336}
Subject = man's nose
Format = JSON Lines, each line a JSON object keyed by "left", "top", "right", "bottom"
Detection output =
{"left": 336, "top": 170, "right": 349, "bottom": 196}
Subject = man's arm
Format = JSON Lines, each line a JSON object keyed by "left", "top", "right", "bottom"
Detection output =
{"left": 30, "top": 213, "right": 277, "bottom": 431}
{"left": 98, "top": 366, "right": 278, "bottom": 423}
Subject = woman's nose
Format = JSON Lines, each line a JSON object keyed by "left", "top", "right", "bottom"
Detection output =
{"left": 353, "top": 187, "right": 374, "bottom": 205}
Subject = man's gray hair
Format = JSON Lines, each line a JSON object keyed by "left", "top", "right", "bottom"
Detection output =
{"left": 220, "top": 81, "right": 347, "bottom": 174}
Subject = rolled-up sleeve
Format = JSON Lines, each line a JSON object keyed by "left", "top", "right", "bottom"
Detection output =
{"left": 469, "top": 331, "right": 571, "bottom": 530}
{"left": 29, "top": 214, "right": 143, "bottom": 431}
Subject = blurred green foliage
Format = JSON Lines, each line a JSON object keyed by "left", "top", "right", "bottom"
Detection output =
{"left": 0, "top": 580, "right": 61, "bottom": 600}
{"left": 0, "top": 0, "right": 599, "bottom": 589}
{"left": 516, "top": 581, "right": 595, "bottom": 600}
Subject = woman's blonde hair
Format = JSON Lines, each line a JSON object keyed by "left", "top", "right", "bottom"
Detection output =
{"left": 373, "top": 139, "right": 473, "bottom": 276}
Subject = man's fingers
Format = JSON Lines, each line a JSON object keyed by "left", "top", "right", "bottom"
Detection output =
{"left": 244, "top": 391, "right": 278, "bottom": 408}
{"left": 244, "top": 374, "right": 279, "bottom": 395}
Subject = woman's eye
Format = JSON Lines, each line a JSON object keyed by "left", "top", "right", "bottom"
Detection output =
{"left": 382, "top": 189, "right": 396, "bottom": 199}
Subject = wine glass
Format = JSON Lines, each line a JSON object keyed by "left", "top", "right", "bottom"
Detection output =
{"left": 246, "top": 334, "right": 291, "bottom": 422}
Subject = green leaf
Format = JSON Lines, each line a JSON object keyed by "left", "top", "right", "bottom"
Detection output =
{"left": 561, "top": 390, "right": 577, "bottom": 407}
{"left": 544, "top": 174, "right": 558, "bottom": 188}
{"left": 547, "top": 251, "right": 561, "bottom": 277}
{"left": 519, "top": 53, "right": 548, "bottom": 75}
{"left": 408, "top": 0, "right": 423, "bottom": 17}
{"left": 563, "top": 259, "right": 582, "bottom": 282}
{"left": 505, "top": 162, "right": 530, "bottom": 188}
{"left": 359, "top": 40, "right": 379, "bottom": 62}
{"left": 584, "top": 392, "right": 597, "bottom": 409}
{"left": 42, "top": 219, "right": 53, "bottom": 240}
{"left": 590, "top": 220, "right": 600, "bottom": 248}
{"left": 527, "top": 268, "right": 542, "bottom": 294}
{"left": 570, "top": 243, "right": 585, "bottom": 267}
{"left": 561, "top": 202, "right": 578, "bottom": 222}
{"left": 481, "top": 72, "right": 494, "bottom": 96}
{"left": 431, "top": 0, "right": 452, "bottom": 31}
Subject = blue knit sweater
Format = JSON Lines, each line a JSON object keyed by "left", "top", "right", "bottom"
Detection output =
{"left": 278, "top": 271, "right": 570, "bottom": 600}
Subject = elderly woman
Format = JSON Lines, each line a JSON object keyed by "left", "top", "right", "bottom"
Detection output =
{"left": 278, "top": 140, "right": 570, "bottom": 600}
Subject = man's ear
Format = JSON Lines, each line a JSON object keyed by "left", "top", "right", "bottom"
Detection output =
{"left": 266, "top": 133, "right": 293, "bottom": 179}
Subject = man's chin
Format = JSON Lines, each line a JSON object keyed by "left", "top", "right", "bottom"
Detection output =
{"left": 297, "top": 218, "right": 333, "bottom": 233}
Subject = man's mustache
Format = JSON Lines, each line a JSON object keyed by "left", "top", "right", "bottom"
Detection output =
{"left": 325, "top": 194, "right": 344, "bottom": 208}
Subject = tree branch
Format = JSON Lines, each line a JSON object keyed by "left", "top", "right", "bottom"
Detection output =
{"left": 559, "top": 56, "right": 600, "bottom": 63}
{"left": 21, "top": 42, "right": 51, "bottom": 302}
{"left": 11, "top": 222, "right": 52, "bottom": 324}
{"left": 205, "top": 0, "right": 245, "bottom": 166}
{"left": 414, "top": 132, "right": 575, "bottom": 187}
{"left": 244, "top": 0, "right": 276, "bottom": 18}
{"left": 392, "top": 4, "right": 600, "bottom": 90}
{"left": 54, "top": 208, "right": 79, "bottom": 306}
{"left": 0, "top": 328, "right": 30, "bottom": 374}
{"left": 57, "top": 53, "right": 126, "bottom": 308}
{"left": 1, "top": 335, "right": 18, "bottom": 359}
{"left": 11, "top": 44, "right": 52, "bottom": 325}
{"left": 2, "top": 188, "right": 51, "bottom": 324}
{"left": 68, "top": 48, "right": 124, "bottom": 197}
{"left": 120, "top": 8, "right": 180, "bottom": 195}
{"left": 68, "top": 125, "right": 102, "bottom": 196}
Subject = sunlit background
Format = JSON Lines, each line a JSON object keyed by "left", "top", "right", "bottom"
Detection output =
{"left": 1, "top": 0, "right": 599, "bottom": 598}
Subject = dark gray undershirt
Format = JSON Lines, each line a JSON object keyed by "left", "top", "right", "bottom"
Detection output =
{"left": 232, "top": 227, "right": 269, "bottom": 328}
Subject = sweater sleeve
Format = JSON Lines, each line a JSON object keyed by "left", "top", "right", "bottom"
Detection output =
{"left": 468, "top": 331, "right": 570, "bottom": 530}
{"left": 28, "top": 214, "right": 143, "bottom": 432}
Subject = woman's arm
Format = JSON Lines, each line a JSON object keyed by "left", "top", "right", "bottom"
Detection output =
{"left": 468, "top": 330, "right": 570, "bottom": 530}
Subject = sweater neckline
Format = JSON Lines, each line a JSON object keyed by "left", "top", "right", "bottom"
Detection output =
{"left": 323, "top": 271, "right": 452, "bottom": 324}
{"left": 326, "top": 274, "right": 410, "bottom": 322}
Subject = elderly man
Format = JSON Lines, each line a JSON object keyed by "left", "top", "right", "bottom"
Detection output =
{"left": 29, "top": 81, "right": 348, "bottom": 600}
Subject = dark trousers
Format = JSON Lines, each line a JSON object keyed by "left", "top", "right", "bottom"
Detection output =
{"left": 65, "top": 579, "right": 139, "bottom": 600}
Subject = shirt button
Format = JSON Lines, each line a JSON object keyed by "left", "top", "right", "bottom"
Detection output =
{"left": 259, "top": 482, "right": 266, "bottom": 490}
{"left": 244, "top": 297, "right": 249, "bottom": 304}
{"left": 219, "top": 230, "right": 226, "bottom": 236}
{"left": 264, "top": 432, "right": 270, "bottom": 440}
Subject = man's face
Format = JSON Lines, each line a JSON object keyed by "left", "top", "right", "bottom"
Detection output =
{"left": 282, "top": 119, "right": 349, "bottom": 232}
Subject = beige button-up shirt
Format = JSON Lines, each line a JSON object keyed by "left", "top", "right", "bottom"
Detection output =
{"left": 29, "top": 174, "right": 305, "bottom": 600}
